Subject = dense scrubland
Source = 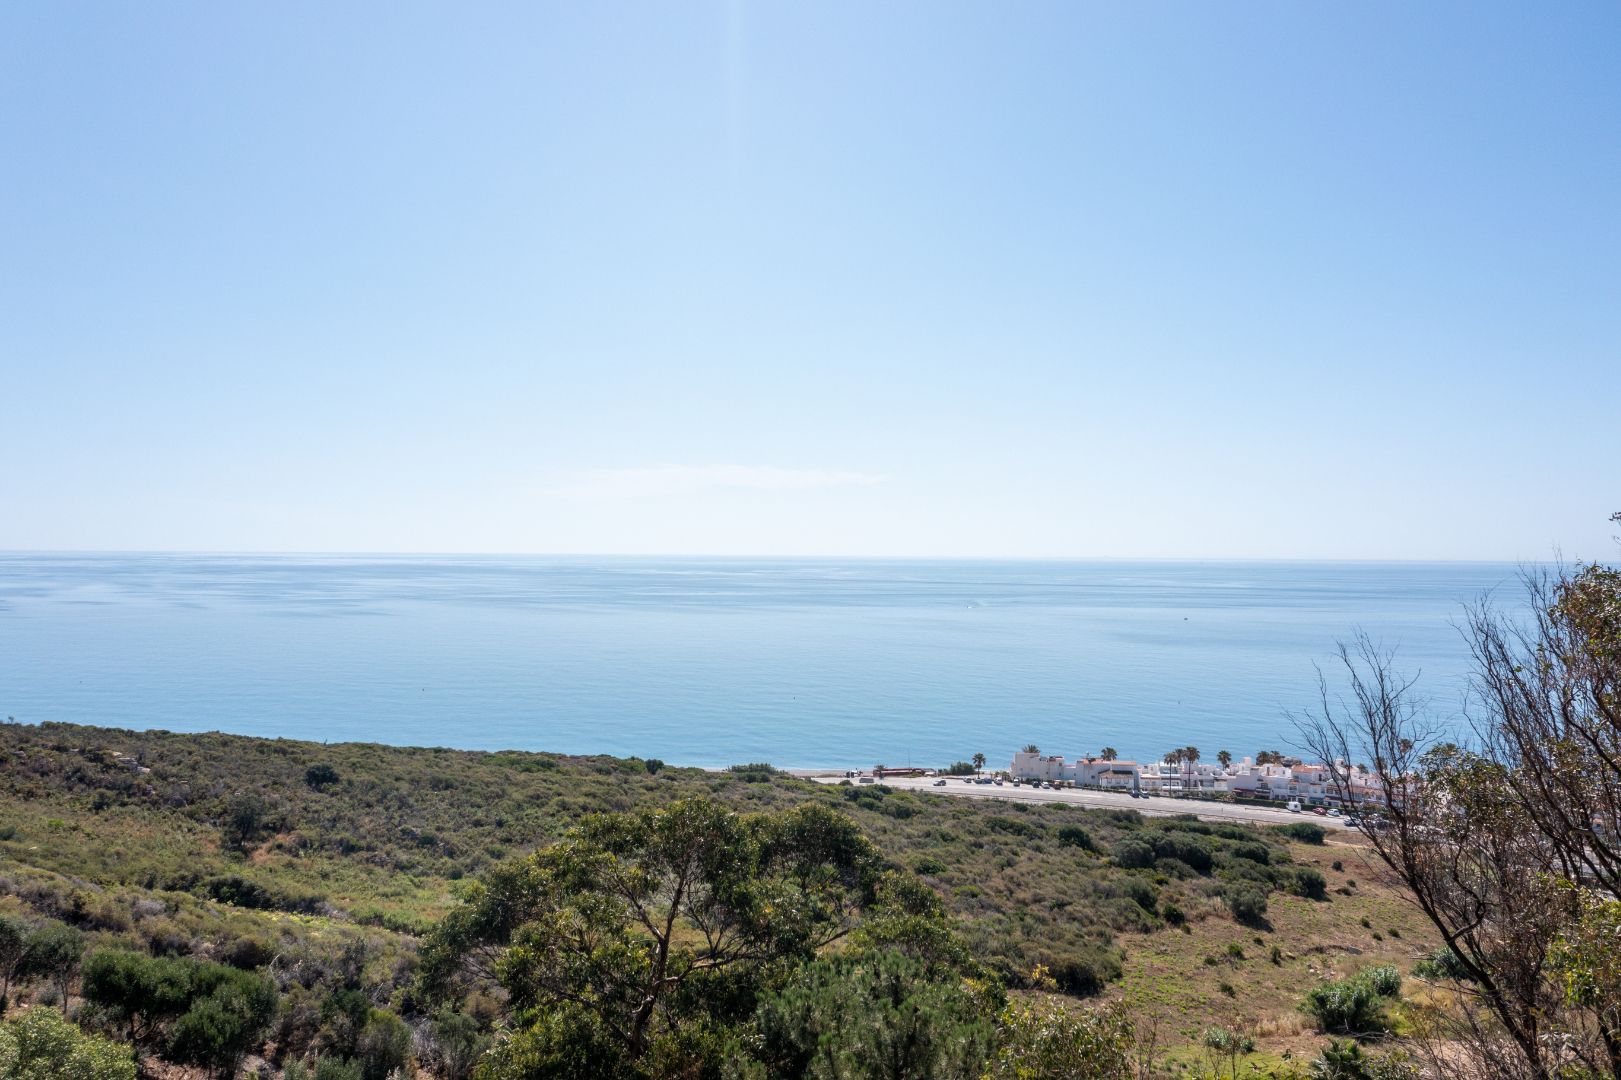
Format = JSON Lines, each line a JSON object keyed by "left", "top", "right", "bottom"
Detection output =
{"left": 0, "top": 719, "right": 1434, "bottom": 1078}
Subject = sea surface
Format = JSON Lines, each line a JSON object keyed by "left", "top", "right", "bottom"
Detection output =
{"left": 0, "top": 555, "right": 1523, "bottom": 769}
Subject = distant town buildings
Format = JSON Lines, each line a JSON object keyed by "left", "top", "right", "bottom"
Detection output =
{"left": 1007, "top": 749, "right": 1382, "bottom": 805}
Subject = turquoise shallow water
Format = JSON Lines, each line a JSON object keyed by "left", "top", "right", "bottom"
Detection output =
{"left": 0, "top": 555, "right": 1518, "bottom": 768}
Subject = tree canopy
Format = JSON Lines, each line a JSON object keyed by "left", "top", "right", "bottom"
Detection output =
{"left": 422, "top": 798, "right": 899, "bottom": 1065}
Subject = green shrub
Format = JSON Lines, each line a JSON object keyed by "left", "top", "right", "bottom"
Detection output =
{"left": 1310, "top": 1038, "right": 1370, "bottom": 1079}
{"left": 83, "top": 948, "right": 278, "bottom": 1072}
{"left": 1153, "top": 857, "right": 1198, "bottom": 879}
{"left": 201, "top": 874, "right": 324, "bottom": 914}
{"left": 1277, "top": 822, "right": 1327, "bottom": 844}
{"left": 304, "top": 764, "right": 341, "bottom": 790}
{"left": 1113, "top": 839, "right": 1155, "bottom": 870}
{"left": 1302, "top": 968, "right": 1401, "bottom": 1036}
{"left": 1413, "top": 947, "right": 1471, "bottom": 982}
{"left": 1045, "top": 952, "right": 1122, "bottom": 998}
{"left": 1116, "top": 877, "right": 1158, "bottom": 913}
{"left": 749, "top": 951, "right": 995, "bottom": 1079}
{"left": 0, "top": 1007, "right": 136, "bottom": 1080}
{"left": 986, "top": 816, "right": 1039, "bottom": 838}
{"left": 1056, "top": 825, "right": 1096, "bottom": 851}
{"left": 1361, "top": 965, "right": 1401, "bottom": 997}
{"left": 165, "top": 964, "right": 279, "bottom": 1074}
{"left": 988, "top": 999, "right": 1134, "bottom": 1080}
{"left": 1150, "top": 833, "right": 1214, "bottom": 875}
{"left": 421, "top": 1008, "right": 490, "bottom": 1080}
{"left": 1228, "top": 841, "right": 1272, "bottom": 865}
{"left": 355, "top": 1008, "right": 411, "bottom": 1080}
{"left": 1292, "top": 867, "right": 1329, "bottom": 900}
{"left": 1223, "top": 883, "right": 1268, "bottom": 924}
{"left": 313, "top": 1059, "right": 365, "bottom": 1080}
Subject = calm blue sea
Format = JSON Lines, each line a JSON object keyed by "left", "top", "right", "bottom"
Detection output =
{"left": 0, "top": 555, "right": 1519, "bottom": 769}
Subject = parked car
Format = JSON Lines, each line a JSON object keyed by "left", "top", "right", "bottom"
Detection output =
{"left": 1312, "top": 806, "right": 1328, "bottom": 816}
{"left": 932, "top": 779, "right": 947, "bottom": 786}
{"left": 1286, "top": 800, "right": 1302, "bottom": 813}
{"left": 1343, "top": 816, "right": 1360, "bottom": 827}
{"left": 1328, "top": 807, "right": 1342, "bottom": 817}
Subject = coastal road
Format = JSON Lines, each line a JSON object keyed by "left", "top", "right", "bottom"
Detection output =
{"left": 809, "top": 774, "right": 1356, "bottom": 831}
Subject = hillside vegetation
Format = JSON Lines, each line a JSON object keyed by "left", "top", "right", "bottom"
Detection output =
{"left": 0, "top": 721, "right": 1431, "bottom": 1077}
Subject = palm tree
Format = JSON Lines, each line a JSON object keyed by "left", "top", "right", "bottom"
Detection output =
{"left": 1183, "top": 746, "right": 1200, "bottom": 792}
{"left": 1100, "top": 747, "right": 1117, "bottom": 761}
{"left": 1162, "top": 748, "right": 1183, "bottom": 794}
{"left": 1021, "top": 744, "right": 1040, "bottom": 755}
{"left": 972, "top": 752, "right": 986, "bottom": 776}
{"left": 1217, "top": 749, "right": 1232, "bottom": 770}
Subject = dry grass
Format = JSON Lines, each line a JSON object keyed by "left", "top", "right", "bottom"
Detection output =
{"left": 1113, "top": 836, "right": 1437, "bottom": 1065}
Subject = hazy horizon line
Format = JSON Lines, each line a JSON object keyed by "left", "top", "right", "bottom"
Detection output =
{"left": 0, "top": 547, "right": 1560, "bottom": 566}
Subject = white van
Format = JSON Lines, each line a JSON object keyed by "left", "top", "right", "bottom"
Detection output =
{"left": 1286, "top": 800, "right": 1302, "bottom": 813}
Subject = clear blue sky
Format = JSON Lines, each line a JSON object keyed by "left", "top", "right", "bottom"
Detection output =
{"left": 3, "top": 2, "right": 1616, "bottom": 559}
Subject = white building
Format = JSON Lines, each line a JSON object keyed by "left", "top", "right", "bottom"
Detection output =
{"left": 1142, "top": 760, "right": 1230, "bottom": 793}
{"left": 1009, "top": 751, "right": 1141, "bottom": 789}
{"left": 1009, "top": 748, "right": 1384, "bottom": 805}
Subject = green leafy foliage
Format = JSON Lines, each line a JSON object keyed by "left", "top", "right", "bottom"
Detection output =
{"left": 1055, "top": 825, "right": 1096, "bottom": 851}
{"left": 1310, "top": 1038, "right": 1372, "bottom": 1080}
{"left": 422, "top": 798, "right": 900, "bottom": 1063}
{"left": 746, "top": 951, "right": 995, "bottom": 1080}
{"left": 1291, "top": 867, "right": 1329, "bottom": 900}
{"left": 1222, "top": 883, "right": 1268, "bottom": 924}
{"left": 1301, "top": 967, "right": 1402, "bottom": 1037}
{"left": 1113, "top": 838, "right": 1155, "bottom": 870}
{"left": 1550, "top": 884, "right": 1621, "bottom": 1010}
{"left": 1275, "top": 822, "right": 1328, "bottom": 844}
{"left": 986, "top": 998, "right": 1135, "bottom": 1080}
{"left": 22, "top": 924, "right": 82, "bottom": 1010}
{"left": 0, "top": 1007, "right": 136, "bottom": 1080}
{"left": 82, "top": 948, "right": 277, "bottom": 1073}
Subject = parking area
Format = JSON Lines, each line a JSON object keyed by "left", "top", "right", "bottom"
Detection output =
{"left": 810, "top": 773, "right": 1364, "bottom": 830}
